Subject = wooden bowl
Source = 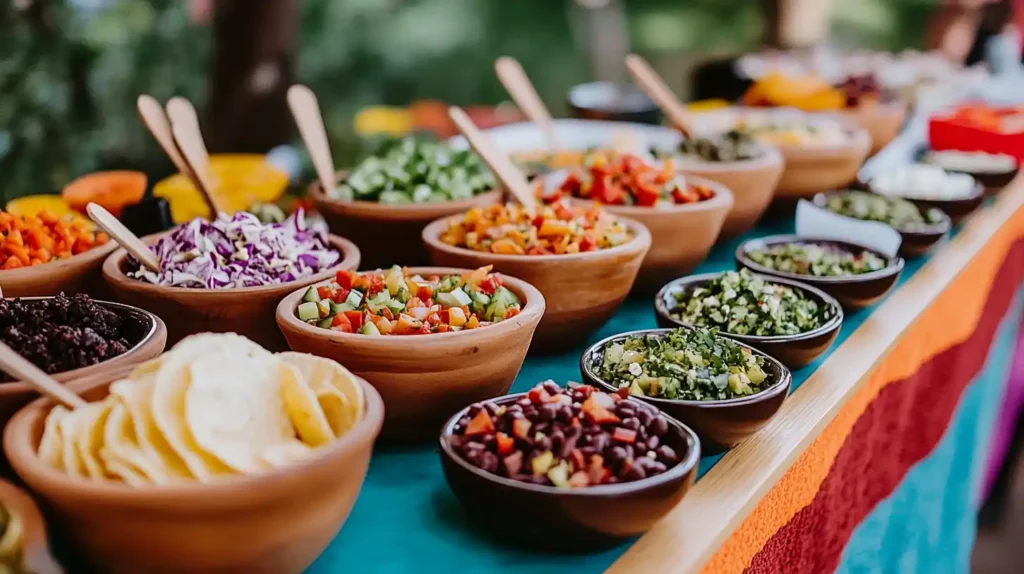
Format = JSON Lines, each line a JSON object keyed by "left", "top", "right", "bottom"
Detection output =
{"left": 0, "top": 298, "right": 166, "bottom": 430}
{"left": 811, "top": 192, "right": 952, "bottom": 257}
{"left": 438, "top": 391, "right": 700, "bottom": 550}
{"left": 559, "top": 174, "right": 733, "bottom": 291}
{"left": 102, "top": 234, "right": 359, "bottom": 350}
{"left": 0, "top": 241, "right": 117, "bottom": 299}
{"left": 276, "top": 268, "right": 544, "bottom": 441}
{"left": 308, "top": 174, "right": 502, "bottom": 269}
{"left": 0, "top": 478, "right": 63, "bottom": 573}
{"left": 839, "top": 101, "right": 907, "bottom": 155}
{"left": 675, "top": 143, "right": 784, "bottom": 238}
{"left": 865, "top": 178, "right": 986, "bottom": 224}
{"left": 422, "top": 216, "right": 652, "bottom": 353}
{"left": 773, "top": 127, "right": 872, "bottom": 200}
{"left": 735, "top": 235, "right": 905, "bottom": 309}
{"left": 654, "top": 272, "right": 843, "bottom": 368}
{"left": 3, "top": 366, "right": 384, "bottom": 574}
{"left": 580, "top": 328, "right": 792, "bottom": 453}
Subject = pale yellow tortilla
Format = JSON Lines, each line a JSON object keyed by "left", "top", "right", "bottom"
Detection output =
{"left": 279, "top": 352, "right": 365, "bottom": 437}
{"left": 262, "top": 439, "right": 316, "bottom": 468}
{"left": 73, "top": 402, "right": 113, "bottom": 480}
{"left": 37, "top": 404, "right": 69, "bottom": 472}
{"left": 110, "top": 376, "right": 192, "bottom": 481}
{"left": 278, "top": 362, "right": 335, "bottom": 447}
{"left": 58, "top": 407, "right": 90, "bottom": 478}
{"left": 100, "top": 401, "right": 169, "bottom": 485}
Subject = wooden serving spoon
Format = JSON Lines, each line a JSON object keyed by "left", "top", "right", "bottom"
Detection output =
{"left": 137, "top": 95, "right": 194, "bottom": 179}
{"left": 0, "top": 342, "right": 88, "bottom": 409}
{"left": 494, "top": 56, "right": 559, "bottom": 149}
{"left": 86, "top": 203, "right": 161, "bottom": 273}
{"left": 287, "top": 85, "right": 338, "bottom": 197}
{"left": 624, "top": 53, "right": 695, "bottom": 138}
{"left": 448, "top": 106, "right": 537, "bottom": 215}
{"left": 166, "top": 98, "right": 220, "bottom": 218}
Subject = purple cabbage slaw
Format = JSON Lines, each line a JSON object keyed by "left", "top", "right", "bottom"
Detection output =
{"left": 127, "top": 210, "right": 341, "bottom": 289}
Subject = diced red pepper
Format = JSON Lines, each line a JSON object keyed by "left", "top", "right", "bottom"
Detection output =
{"left": 464, "top": 410, "right": 495, "bottom": 436}
{"left": 634, "top": 184, "right": 660, "bottom": 207}
{"left": 436, "top": 323, "right": 450, "bottom": 333}
{"left": 406, "top": 297, "right": 425, "bottom": 310}
{"left": 527, "top": 387, "right": 552, "bottom": 405}
{"left": 381, "top": 307, "right": 395, "bottom": 321}
{"left": 317, "top": 285, "right": 334, "bottom": 300}
{"left": 331, "top": 287, "right": 351, "bottom": 303}
{"left": 332, "top": 313, "right": 352, "bottom": 328}
{"left": 612, "top": 427, "right": 637, "bottom": 444}
{"left": 477, "top": 276, "right": 497, "bottom": 295}
{"left": 503, "top": 307, "right": 520, "bottom": 319}
{"left": 343, "top": 310, "right": 364, "bottom": 330}
{"left": 331, "top": 323, "right": 354, "bottom": 334}
{"left": 532, "top": 215, "right": 546, "bottom": 229}
{"left": 569, "top": 448, "right": 586, "bottom": 471}
{"left": 579, "top": 236, "right": 595, "bottom": 252}
{"left": 615, "top": 386, "right": 630, "bottom": 399}
{"left": 335, "top": 270, "right": 353, "bottom": 290}
{"left": 416, "top": 285, "right": 433, "bottom": 300}
{"left": 496, "top": 432, "right": 515, "bottom": 455}
{"left": 585, "top": 406, "right": 620, "bottom": 425}
{"left": 512, "top": 418, "right": 532, "bottom": 439}
{"left": 368, "top": 276, "right": 386, "bottom": 296}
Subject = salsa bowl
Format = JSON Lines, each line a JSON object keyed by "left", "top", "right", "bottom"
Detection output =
{"left": 0, "top": 240, "right": 116, "bottom": 300}
{"left": 811, "top": 191, "right": 952, "bottom": 257}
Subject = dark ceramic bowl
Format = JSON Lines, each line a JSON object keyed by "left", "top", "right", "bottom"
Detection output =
{"left": 916, "top": 146, "right": 1019, "bottom": 194}
{"left": 735, "top": 235, "right": 905, "bottom": 309}
{"left": 858, "top": 175, "right": 986, "bottom": 224}
{"left": 811, "top": 192, "right": 952, "bottom": 257}
{"left": 654, "top": 272, "right": 843, "bottom": 368}
{"left": 438, "top": 392, "right": 700, "bottom": 551}
{"left": 567, "top": 81, "right": 661, "bottom": 125}
{"left": 580, "top": 328, "right": 792, "bottom": 453}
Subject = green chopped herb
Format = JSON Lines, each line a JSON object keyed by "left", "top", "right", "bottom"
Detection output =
{"left": 676, "top": 129, "right": 762, "bottom": 162}
{"left": 823, "top": 190, "right": 944, "bottom": 229}
{"left": 747, "top": 242, "right": 887, "bottom": 277}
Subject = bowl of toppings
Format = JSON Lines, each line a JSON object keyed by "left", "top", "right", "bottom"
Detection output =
{"left": 580, "top": 327, "right": 791, "bottom": 452}
{"left": 0, "top": 294, "right": 167, "bottom": 427}
{"left": 438, "top": 380, "right": 699, "bottom": 550}
{"left": 543, "top": 153, "right": 733, "bottom": 289}
{"left": 3, "top": 333, "right": 384, "bottom": 574}
{"left": 866, "top": 164, "right": 985, "bottom": 223}
{"left": 736, "top": 235, "right": 905, "bottom": 309}
{"left": 673, "top": 130, "right": 784, "bottom": 237}
{"left": 309, "top": 137, "right": 502, "bottom": 268}
{"left": 0, "top": 478, "right": 62, "bottom": 573}
{"left": 655, "top": 268, "right": 843, "bottom": 368}
{"left": 922, "top": 149, "right": 1019, "bottom": 192}
{"left": 102, "top": 210, "right": 359, "bottom": 349}
{"left": 277, "top": 266, "right": 544, "bottom": 440}
{"left": 813, "top": 190, "right": 952, "bottom": 256}
{"left": 422, "top": 201, "right": 651, "bottom": 351}
{"left": 0, "top": 209, "right": 116, "bottom": 299}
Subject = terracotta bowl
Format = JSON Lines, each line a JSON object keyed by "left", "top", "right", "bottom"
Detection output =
{"left": 0, "top": 298, "right": 166, "bottom": 430}
{"left": 102, "top": 234, "right": 359, "bottom": 350}
{"left": 0, "top": 478, "right": 63, "bottom": 573}
{"left": 772, "top": 127, "right": 872, "bottom": 200}
{"left": 864, "top": 177, "right": 986, "bottom": 224}
{"left": 561, "top": 175, "right": 733, "bottom": 291}
{"left": 811, "top": 192, "right": 952, "bottom": 257}
{"left": 675, "top": 143, "right": 785, "bottom": 238}
{"left": 438, "top": 391, "right": 700, "bottom": 550}
{"left": 580, "top": 328, "right": 792, "bottom": 453}
{"left": 4, "top": 366, "right": 384, "bottom": 574}
{"left": 308, "top": 174, "right": 502, "bottom": 269}
{"left": 839, "top": 101, "right": 907, "bottom": 155}
{"left": 277, "top": 268, "right": 544, "bottom": 441}
{"left": 735, "top": 235, "right": 905, "bottom": 309}
{"left": 654, "top": 272, "right": 844, "bottom": 368}
{"left": 0, "top": 241, "right": 116, "bottom": 299}
{"left": 917, "top": 147, "right": 1020, "bottom": 194}
{"left": 421, "top": 216, "right": 652, "bottom": 353}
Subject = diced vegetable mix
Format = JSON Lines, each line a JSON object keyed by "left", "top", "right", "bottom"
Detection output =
{"left": 0, "top": 210, "right": 109, "bottom": 270}
{"left": 823, "top": 190, "right": 945, "bottom": 229}
{"left": 747, "top": 242, "right": 888, "bottom": 277}
{"left": 669, "top": 269, "right": 834, "bottom": 336}
{"left": 297, "top": 265, "right": 522, "bottom": 335}
{"left": 676, "top": 130, "right": 762, "bottom": 162}
{"left": 596, "top": 328, "right": 770, "bottom": 401}
{"left": 450, "top": 381, "right": 681, "bottom": 488}
{"left": 439, "top": 200, "right": 631, "bottom": 255}
{"left": 330, "top": 137, "right": 496, "bottom": 204}
{"left": 545, "top": 153, "right": 715, "bottom": 207}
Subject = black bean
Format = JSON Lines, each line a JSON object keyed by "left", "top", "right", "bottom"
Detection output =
{"left": 565, "top": 425, "right": 582, "bottom": 440}
{"left": 624, "top": 445, "right": 635, "bottom": 460}
{"left": 607, "top": 446, "right": 628, "bottom": 465}
{"left": 615, "top": 403, "right": 636, "bottom": 418}
{"left": 621, "top": 463, "right": 646, "bottom": 481}
{"left": 539, "top": 403, "right": 560, "bottom": 422}
{"left": 656, "top": 445, "right": 679, "bottom": 465}
{"left": 464, "top": 450, "right": 484, "bottom": 468}
{"left": 550, "top": 430, "right": 565, "bottom": 453}
{"left": 560, "top": 435, "right": 579, "bottom": 459}
{"left": 533, "top": 422, "right": 550, "bottom": 435}
{"left": 650, "top": 416, "right": 669, "bottom": 436}
{"left": 542, "top": 381, "right": 561, "bottom": 395}
{"left": 502, "top": 452, "right": 523, "bottom": 476}
{"left": 585, "top": 424, "right": 603, "bottom": 435}
{"left": 522, "top": 406, "right": 538, "bottom": 419}
{"left": 534, "top": 435, "right": 552, "bottom": 452}
{"left": 591, "top": 434, "right": 609, "bottom": 454}
{"left": 467, "top": 404, "right": 484, "bottom": 416}
{"left": 650, "top": 461, "right": 667, "bottom": 475}
{"left": 481, "top": 434, "right": 496, "bottom": 448}
{"left": 506, "top": 404, "right": 523, "bottom": 414}
{"left": 557, "top": 405, "right": 574, "bottom": 423}
{"left": 621, "top": 417, "right": 641, "bottom": 431}
{"left": 646, "top": 435, "right": 660, "bottom": 450}
{"left": 636, "top": 408, "right": 653, "bottom": 426}
{"left": 484, "top": 402, "right": 500, "bottom": 415}
{"left": 516, "top": 397, "right": 531, "bottom": 407}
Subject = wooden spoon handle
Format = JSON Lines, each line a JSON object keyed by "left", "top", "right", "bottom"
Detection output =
{"left": 495, "top": 57, "right": 558, "bottom": 149}
{"left": 287, "top": 85, "right": 338, "bottom": 197}
{"left": 625, "top": 53, "right": 694, "bottom": 138}
{"left": 0, "top": 342, "right": 88, "bottom": 410}
{"left": 448, "top": 106, "right": 537, "bottom": 215}
{"left": 86, "top": 203, "right": 161, "bottom": 273}
{"left": 137, "top": 95, "right": 193, "bottom": 178}
{"left": 166, "top": 98, "right": 220, "bottom": 218}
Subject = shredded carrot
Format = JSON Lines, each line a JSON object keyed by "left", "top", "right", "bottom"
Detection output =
{"left": 0, "top": 209, "right": 109, "bottom": 270}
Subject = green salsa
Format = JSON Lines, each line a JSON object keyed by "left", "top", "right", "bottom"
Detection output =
{"left": 747, "top": 242, "right": 887, "bottom": 277}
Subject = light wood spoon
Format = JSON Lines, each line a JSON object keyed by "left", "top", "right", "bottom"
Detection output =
{"left": 287, "top": 85, "right": 338, "bottom": 197}
{"left": 494, "top": 56, "right": 559, "bottom": 149}
{"left": 166, "top": 98, "right": 220, "bottom": 217}
{"left": 624, "top": 53, "right": 695, "bottom": 138}
{"left": 0, "top": 342, "right": 88, "bottom": 409}
{"left": 86, "top": 203, "right": 161, "bottom": 273}
{"left": 448, "top": 106, "right": 537, "bottom": 215}
{"left": 137, "top": 95, "right": 194, "bottom": 179}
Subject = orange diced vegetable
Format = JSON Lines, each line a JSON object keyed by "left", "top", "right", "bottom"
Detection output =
{"left": 464, "top": 409, "right": 495, "bottom": 436}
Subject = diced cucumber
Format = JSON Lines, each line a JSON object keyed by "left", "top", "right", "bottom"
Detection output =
{"left": 368, "top": 291, "right": 391, "bottom": 306}
{"left": 469, "top": 290, "right": 490, "bottom": 311}
{"left": 301, "top": 287, "right": 321, "bottom": 303}
{"left": 385, "top": 298, "right": 406, "bottom": 315}
{"left": 297, "top": 302, "right": 320, "bottom": 321}
{"left": 359, "top": 321, "right": 382, "bottom": 336}
{"left": 346, "top": 290, "right": 364, "bottom": 308}
{"left": 412, "top": 184, "right": 433, "bottom": 203}
{"left": 379, "top": 191, "right": 412, "bottom": 204}
{"left": 317, "top": 316, "right": 335, "bottom": 329}
{"left": 435, "top": 287, "right": 472, "bottom": 309}
{"left": 331, "top": 301, "right": 354, "bottom": 314}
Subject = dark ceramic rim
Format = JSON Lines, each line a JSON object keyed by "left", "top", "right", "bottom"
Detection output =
{"left": 579, "top": 327, "right": 793, "bottom": 408}
{"left": 864, "top": 172, "right": 985, "bottom": 206}
{"left": 734, "top": 235, "right": 906, "bottom": 285}
{"left": 654, "top": 271, "right": 844, "bottom": 344}
{"left": 811, "top": 191, "right": 953, "bottom": 236}
{"left": 439, "top": 391, "right": 701, "bottom": 496}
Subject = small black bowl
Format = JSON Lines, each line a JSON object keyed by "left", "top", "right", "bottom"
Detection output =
{"left": 916, "top": 146, "right": 1019, "bottom": 193}
{"left": 580, "top": 328, "right": 792, "bottom": 454}
{"left": 439, "top": 391, "right": 700, "bottom": 551}
{"left": 567, "top": 81, "right": 661, "bottom": 125}
{"left": 811, "top": 191, "right": 952, "bottom": 257}
{"left": 654, "top": 272, "right": 844, "bottom": 368}
{"left": 735, "top": 235, "right": 905, "bottom": 309}
{"left": 858, "top": 174, "right": 986, "bottom": 224}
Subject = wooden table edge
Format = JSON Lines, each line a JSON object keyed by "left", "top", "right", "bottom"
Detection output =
{"left": 607, "top": 176, "right": 1024, "bottom": 574}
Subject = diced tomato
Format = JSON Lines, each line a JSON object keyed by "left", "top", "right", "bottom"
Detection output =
{"left": 331, "top": 287, "right": 350, "bottom": 303}
{"left": 532, "top": 215, "right": 546, "bottom": 229}
{"left": 436, "top": 323, "right": 450, "bottom": 333}
{"left": 317, "top": 285, "right": 334, "bottom": 300}
{"left": 417, "top": 323, "right": 433, "bottom": 335}
{"left": 368, "top": 276, "right": 385, "bottom": 296}
{"left": 503, "top": 307, "right": 520, "bottom": 319}
{"left": 416, "top": 285, "right": 433, "bottom": 300}
{"left": 343, "top": 310, "right": 364, "bottom": 330}
{"left": 527, "top": 387, "right": 551, "bottom": 404}
{"left": 553, "top": 203, "right": 574, "bottom": 220}
{"left": 585, "top": 406, "right": 620, "bottom": 425}
{"left": 335, "top": 270, "right": 354, "bottom": 290}
{"left": 612, "top": 427, "right": 637, "bottom": 444}
{"left": 496, "top": 432, "right": 515, "bottom": 455}
{"left": 568, "top": 471, "right": 590, "bottom": 487}
{"left": 381, "top": 307, "right": 394, "bottom": 321}
{"left": 332, "top": 313, "right": 352, "bottom": 328}
{"left": 615, "top": 386, "right": 630, "bottom": 399}
{"left": 634, "top": 184, "right": 660, "bottom": 207}
{"left": 477, "top": 276, "right": 497, "bottom": 295}
{"left": 581, "top": 392, "right": 615, "bottom": 413}
{"left": 589, "top": 465, "right": 611, "bottom": 485}
{"left": 464, "top": 410, "right": 495, "bottom": 436}
{"left": 437, "top": 309, "right": 451, "bottom": 324}
{"left": 512, "top": 418, "right": 532, "bottom": 439}
{"left": 331, "top": 323, "right": 354, "bottom": 334}
{"left": 571, "top": 416, "right": 581, "bottom": 427}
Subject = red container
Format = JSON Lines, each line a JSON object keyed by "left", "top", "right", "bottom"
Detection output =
{"left": 928, "top": 104, "right": 1024, "bottom": 161}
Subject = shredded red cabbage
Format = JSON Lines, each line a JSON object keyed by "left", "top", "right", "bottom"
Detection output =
{"left": 128, "top": 210, "right": 341, "bottom": 289}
